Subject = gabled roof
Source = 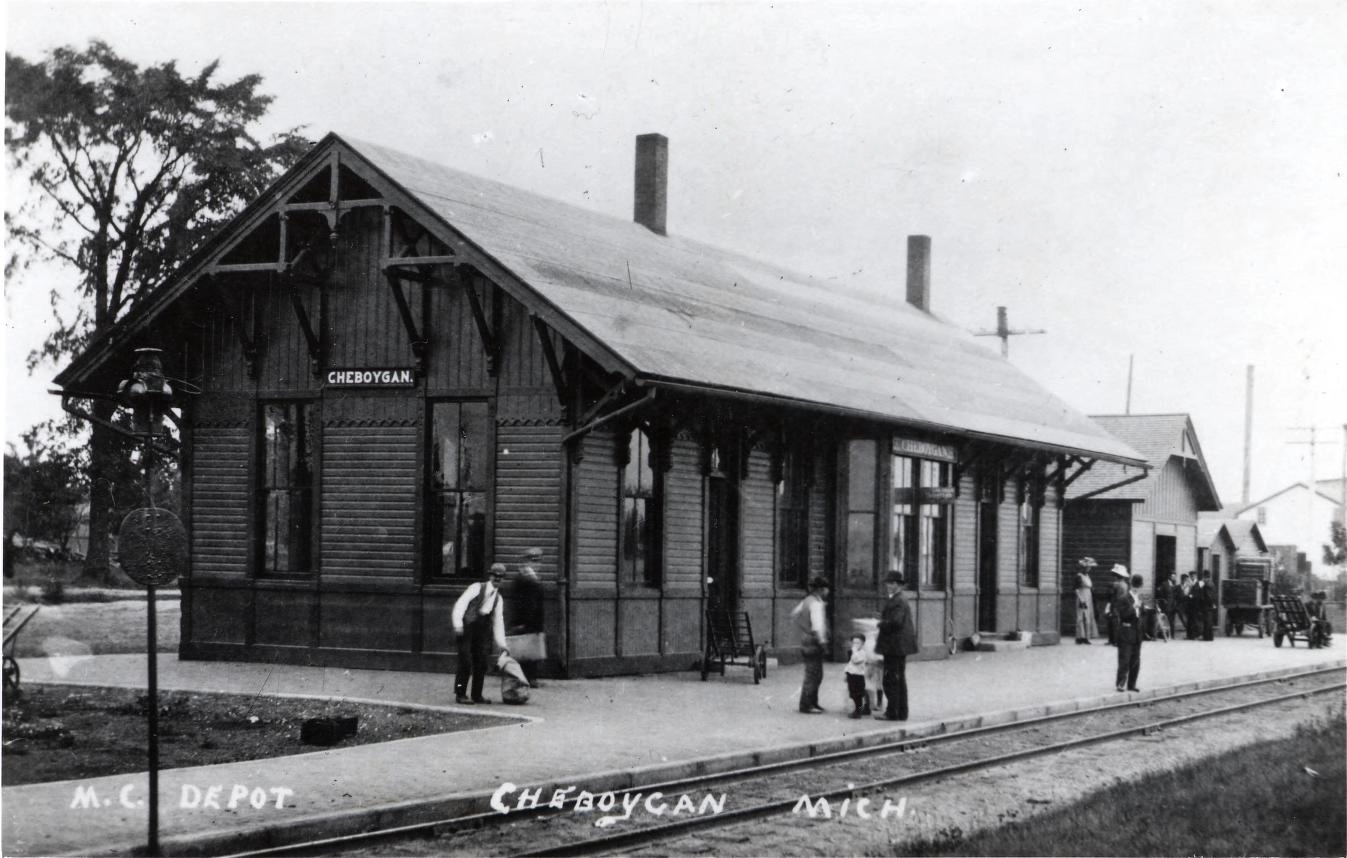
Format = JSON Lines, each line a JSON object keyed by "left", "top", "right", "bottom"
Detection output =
{"left": 1066, "top": 414, "right": 1221, "bottom": 509}
{"left": 1197, "top": 516, "right": 1267, "bottom": 554}
{"left": 57, "top": 133, "right": 1146, "bottom": 465}
{"left": 1196, "top": 518, "right": 1237, "bottom": 552}
{"left": 1236, "top": 481, "right": 1345, "bottom": 513}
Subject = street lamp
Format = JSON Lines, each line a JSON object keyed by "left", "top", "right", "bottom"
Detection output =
{"left": 116, "top": 347, "right": 184, "bottom": 858}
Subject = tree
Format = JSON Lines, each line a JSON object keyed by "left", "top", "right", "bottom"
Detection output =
{"left": 5, "top": 41, "right": 308, "bottom": 580}
{"left": 4, "top": 420, "right": 89, "bottom": 553}
{"left": 1324, "top": 520, "right": 1346, "bottom": 570}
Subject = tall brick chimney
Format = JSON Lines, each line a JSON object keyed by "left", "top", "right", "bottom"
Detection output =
{"left": 634, "top": 133, "right": 668, "bottom": 236}
{"left": 906, "top": 235, "right": 931, "bottom": 312}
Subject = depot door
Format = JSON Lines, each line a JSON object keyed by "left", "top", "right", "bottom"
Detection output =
{"left": 978, "top": 501, "right": 998, "bottom": 631}
{"left": 706, "top": 463, "right": 740, "bottom": 617}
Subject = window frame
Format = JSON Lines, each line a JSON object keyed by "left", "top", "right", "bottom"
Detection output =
{"left": 618, "top": 427, "right": 663, "bottom": 589}
{"left": 1018, "top": 476, "right": 1043, "bottom": 588}
{"left": 256, "top": 399, "right": 318, "bottom": 578}
{"left": 775, "top": 442, "right": 811, "bottom": 589}
{"left": 425, "top": 398, "right": 492, "bottom": 581}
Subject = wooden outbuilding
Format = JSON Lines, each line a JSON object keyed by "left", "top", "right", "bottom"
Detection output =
{"left": 1062, "top": 414, "right": 1221, "bottom": 630}
{"left": 56, "top": 133, "right": 1144, "bottom": 675}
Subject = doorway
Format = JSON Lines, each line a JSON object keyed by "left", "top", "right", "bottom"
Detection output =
{"left": 706, "top": 466, "right": 740, "bottom": 617}
{"left": 978, "top": 501, "right": 998, "bottom": 632}
{"left": 1155, "top": 534, "right": 1177, "bottom": 587}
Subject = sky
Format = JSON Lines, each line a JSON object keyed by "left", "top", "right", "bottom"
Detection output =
{"left": 4, "top": 1, "right": 1346, "bottom": 513}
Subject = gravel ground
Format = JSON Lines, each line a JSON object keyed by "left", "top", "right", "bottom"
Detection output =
{"left": 638, "top": 694, "right": 1346, "bottom": 857}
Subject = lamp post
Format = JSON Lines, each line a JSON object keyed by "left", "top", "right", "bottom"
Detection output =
{"left": 116, "top": 347, "right": 181, "bottom": 858}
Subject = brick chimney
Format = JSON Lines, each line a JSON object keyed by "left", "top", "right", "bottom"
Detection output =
{"left": 634, "top": 133, "right": 668, "bottom": 236}
{"left": 906, "top": 235, "right": 931, "bottom": 312}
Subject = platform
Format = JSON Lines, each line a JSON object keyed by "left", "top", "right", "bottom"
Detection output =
{"left": 3, "top": 636, "right": 1344, "bottom": 857}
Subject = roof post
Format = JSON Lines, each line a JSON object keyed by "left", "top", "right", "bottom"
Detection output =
{"left": 634, "top": 133, "right": 668, "bottom": 236}
{"left": 906, "top": 235, "right": 931, "bottom": 312}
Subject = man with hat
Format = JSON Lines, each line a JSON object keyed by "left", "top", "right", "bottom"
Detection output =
{"left": 452, "top": 564, "right": 509, "bottom": 704}
{"left": 791, "top": 576, "right": 831, "bottom": 713}
{"left": 1112, "top": 572, "right": 1145, "bottom": 692}
{"left": 511, "top": 548, "right": 547, "bottom": 686}
{"left": 1103, "top": 564, "right": 1130, "bottom": 646}
{"left": 876, "top": 573, "right": 918, "bottom": 721}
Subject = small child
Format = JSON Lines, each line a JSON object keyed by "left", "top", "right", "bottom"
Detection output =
{"left": 844, "top": 634, "right": 868, "bottom": 718}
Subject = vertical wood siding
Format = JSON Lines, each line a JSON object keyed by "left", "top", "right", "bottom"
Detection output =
{"left": 257, "top": 277, "right": 318, "bottom": 391}
{"left": 807, "top": 446, "right": 831, "bottom": 577}
{"left": 190, "top": 425, "right": 250, "bottom": 576}
{"left": 494, "top": 422, "right": 562, "bottom": 573}
{"left": 574, "top": 429, "right": 618, "bottom": 588}
{"left": 664, "top": 433, "right": 704, "bottom": 587}
{"left": 326, "top": 209, "right": 405, "bottom": 368}
{"left": 425, "top": 277, "right": 488, "bottom": 390}
{"left": 953, "top": 473, "right": 978, "bottom": 589}
{"left": 1138, "top": 459, "right": 1201, "bottom": 523}
{"left": 320, "top": 396, "right": 418, "bottom": 577}
{"left": 741, "top": 446, "right": 774, "bottom": 590}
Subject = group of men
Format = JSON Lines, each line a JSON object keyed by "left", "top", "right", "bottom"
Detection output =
{"left": 793, "top": 572, "right": 918, "bottom": 721}
{"left": 1155, "top": 569, "right": 1219, "bottom": 641}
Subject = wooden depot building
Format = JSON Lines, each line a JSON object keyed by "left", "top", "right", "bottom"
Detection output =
{"left": 56, "top": 132, "right": 1146, "bottom": 676}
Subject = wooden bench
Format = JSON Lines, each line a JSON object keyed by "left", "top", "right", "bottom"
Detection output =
{"left": 3, "top": 604, "right": 41, "bottom": 696}
{"left": 701, "top": 609, "right": 768, "bottom": 684}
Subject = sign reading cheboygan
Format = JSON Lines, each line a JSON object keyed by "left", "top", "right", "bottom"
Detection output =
{"left": 325, "top": 368, "right": 417, "bottom": 388}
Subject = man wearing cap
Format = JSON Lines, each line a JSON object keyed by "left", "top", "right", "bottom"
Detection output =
{"left": 1113, "top": 572, "right": 1145, "bottom": 692}
{"left": 876, "top": 573, "right": 918, "bottom": 721}
{"left": 791, "top": 577, "right": 831, "bottom": 713}
{"left": 452, "top": 564, "right": 508, "bottom": 704}
{"left": 511, "top": 548, "right": 546, "bottom": 686}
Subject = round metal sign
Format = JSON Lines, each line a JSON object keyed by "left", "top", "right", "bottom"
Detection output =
{"left": 118, "top": 508, "right": 188, "bottom": 587}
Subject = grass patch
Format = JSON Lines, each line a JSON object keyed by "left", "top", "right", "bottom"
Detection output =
{"left": 2, "top": 684, "right": 518, "bottom": 786}
{"left": 900, "top": 713, "right": 1346, "bottom": 857}
{"left": 5, "top": 599, "right": 180, "bottom": 657}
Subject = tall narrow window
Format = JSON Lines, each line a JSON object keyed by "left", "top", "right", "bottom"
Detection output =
{"left": 619, "top": 429, "right": 661, "bottom": 587}
{"left": 1019, "top": 495, "right": 1041, "bottom": 588}
{"left": 917, "top": 459, "right": 952, "bottom": 589}
{"left": 259, "top": 402, "right": 314, "bottom": 576}
{"left": 776, "top": 445, "right": 810, "bottom": 587}
{"left": 889, "top": 455, "right": 917, "bottom": 584}
{"left": 846, "top": 440, "right": 877, "bottom": 587}
{"left": 429, "top": 401, "right": 489, "bottom": 578}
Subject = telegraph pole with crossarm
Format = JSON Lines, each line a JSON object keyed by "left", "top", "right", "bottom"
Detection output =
{"left": 974, "top": 305, "right": 1045, "bottom": 358}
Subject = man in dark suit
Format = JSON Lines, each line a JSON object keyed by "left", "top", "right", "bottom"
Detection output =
{"left": 1114, "top": 573, "right": 1144, "bottom": 692}
{"left": 876, "top": 573, "right": 919, "bottom": 721}
{"left": 1193, "top": 570, "right": 1217, "bottom": 641}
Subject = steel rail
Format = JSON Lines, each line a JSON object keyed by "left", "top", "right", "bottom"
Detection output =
{"left": 223, "top": 665, "right": 1345, "bottom": 858}
{"left": 522, "top": 678, "right": 1346, "bottom": 857}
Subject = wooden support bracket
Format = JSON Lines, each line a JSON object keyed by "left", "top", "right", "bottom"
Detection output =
{"left": 533, "top": 315, "right": 568, "bottom": 405}
{"left": 212, "top": 277, "right": 258, "bottom": 380}
{"left": 287, "top": 274, "right": 324, "bottom": 378}
{"left": 466, "top": 274, "right": 500, "bottom": 376}
{"left": 384, "top": 272, "right": 428, "bottom": 374}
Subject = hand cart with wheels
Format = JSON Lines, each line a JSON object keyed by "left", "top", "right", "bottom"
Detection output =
{"left": 701, "top": 608, "right": 768, "bottom": 684}
{"left": 3, "top": 604, "right": 41, "bottom": 697}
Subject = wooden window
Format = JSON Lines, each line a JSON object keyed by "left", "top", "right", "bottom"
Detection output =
{"left": 1019, "top": 496, "right": 1041, "bottom": 588}
{"left": 845, "top": 439, "right": 878, "bottom": 588}
{"left": 891, "top": 455, "right": 951, "bottom": 589}
{"left": 258, "top": 401, "right": 315, "bottom": 576}
{"left": 775, "top": 445, "right": 810, "bottom": 587}
{"left": 917, "top": 459, "right": 951, "bottom": 589}
{"left": 619, "top": 429, "right": 661, "bottom": 587}
{"left": 428, "top": 400, "right": 490, "bottom": 579}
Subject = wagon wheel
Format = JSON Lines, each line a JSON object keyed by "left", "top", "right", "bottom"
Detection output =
{"left": 2, "top": 655, "right": 18, "bottom": 697}
{"left": 755, "top": 645, "right": 768, "bottom": 682}
{"left": 947, "top": 635, "right": 958, "bottom": 656}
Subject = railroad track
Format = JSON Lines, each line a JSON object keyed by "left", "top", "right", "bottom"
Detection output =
{"left": 227, "top": 665, "right": 1345, "bottom": 858}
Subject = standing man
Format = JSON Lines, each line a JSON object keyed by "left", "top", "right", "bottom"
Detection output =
{"left": 511, "top": 547, "right": 546, "bottom": 686}
{"left": 876, "top": 573, "right": 918, "bottom": 721}
{"left": 791, "top": 576, "right": 830, "bottom": 714}
{"left": 1191, "top": 570, "right": 1215, "bottom": 641}
{"left": 1114, "top": 573, "right": 1145, "bottom": 692}
{"left": 452, "top": 564, "right": 508, "bottom": 704}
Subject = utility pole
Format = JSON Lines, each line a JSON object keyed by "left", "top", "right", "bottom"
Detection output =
{"left": 1242, "top": 365, "right": 1254, "bottom": 505}
{"left": 1125, "top": 355, "right": 1134, "bottom": 415}
{"left": 1288, "top": 426, "right": 1340, "bottom": 583}
{"left": 974, "top": 305, "right": 1045, "bottom": 358}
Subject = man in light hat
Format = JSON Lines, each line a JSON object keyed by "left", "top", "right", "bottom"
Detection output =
{"left": 511, "top": 547, "right": 546, "bottom": 686}
{"left": 876, "top": 573, "right": 918, "bottom": 721}
{"left": 1103, "top": 564, "right": 1130, "bottom": 646}
{"left": 452, "top": 564, "right": 508, "bottom": 704}
{"left": 1112, "top": 572, "right": 1145, "bottom": 692}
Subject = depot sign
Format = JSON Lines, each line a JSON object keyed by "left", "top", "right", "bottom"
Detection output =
{"left": 325, "top": 368, "right": 417, "bottom": 388}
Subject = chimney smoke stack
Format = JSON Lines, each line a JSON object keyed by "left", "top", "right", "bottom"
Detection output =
{"left": 906, "top": 235, "right": 931, "bottom": 312}
{"left": 634, "top": 133, "right": 668, "bottom": 236}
